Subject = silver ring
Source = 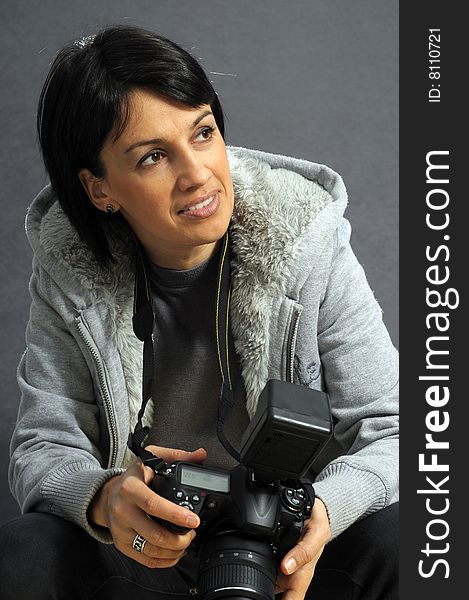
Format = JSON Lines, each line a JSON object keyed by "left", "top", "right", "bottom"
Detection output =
{"left": 132, "top": 533, "right": 147, "bottom": 554}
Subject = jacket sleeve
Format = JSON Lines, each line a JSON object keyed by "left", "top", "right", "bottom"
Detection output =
{"left": 9, "top": 259, "right": 124, "bottom": 543}
{"left": 312, "top": 219, "right": 399, "bottom": 538}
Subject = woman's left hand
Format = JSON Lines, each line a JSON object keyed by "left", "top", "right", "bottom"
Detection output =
{"left": 276, "top": 497, "right": 332, "bottom": 599}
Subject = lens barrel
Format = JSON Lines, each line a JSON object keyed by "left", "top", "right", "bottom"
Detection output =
{"left": 197, "top": 532, "right": 277, "bottom": 600}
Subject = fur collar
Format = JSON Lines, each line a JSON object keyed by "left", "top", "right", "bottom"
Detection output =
{"left": 227, "top": 149, "right": 332, "bottom": 414}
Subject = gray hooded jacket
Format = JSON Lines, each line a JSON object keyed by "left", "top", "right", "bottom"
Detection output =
{"left": 10, "top": 146, "right": 399, "bottom": 542}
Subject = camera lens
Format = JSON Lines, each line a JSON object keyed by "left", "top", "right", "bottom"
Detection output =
{"left": 197, "top": 531, "right": 277, "bottom": 600}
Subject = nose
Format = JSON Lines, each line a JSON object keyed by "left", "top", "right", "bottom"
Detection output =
{"left": 176, "top": 150, "right": 212, "bottom": 192}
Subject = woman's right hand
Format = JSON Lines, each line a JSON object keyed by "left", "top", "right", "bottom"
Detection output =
{"left": 89, "top": 445, "right": 208, "bottom": 568}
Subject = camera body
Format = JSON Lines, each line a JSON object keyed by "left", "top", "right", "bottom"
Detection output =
{"left": 149, "top": 380, "right": 333, "bottom": 599}
{"left": 150, "top": 461, "right": 313, "bottom": 559}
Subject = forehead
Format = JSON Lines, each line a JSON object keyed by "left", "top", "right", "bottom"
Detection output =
{"left": 114, "top": 89, "right": 211, "bottom": 144}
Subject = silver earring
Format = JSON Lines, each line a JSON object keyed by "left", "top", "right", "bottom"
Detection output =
{"left": 106, "top": 204, "right": 115, "bottom": 214}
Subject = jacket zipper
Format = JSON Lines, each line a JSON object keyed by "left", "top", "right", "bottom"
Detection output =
{"left": 286, "top": 303, "right": 303, "bottom": 383}
{"left": 75, "top": 318, "right": 119, "bottom": 468}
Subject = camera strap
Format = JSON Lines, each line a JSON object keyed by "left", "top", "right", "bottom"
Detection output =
{"left": 128, "top": 230, "right": 240, "bottom": 469}
{"left": 128, "top": 240, "right": 167, "bottom": 472}
{"left": 215, "top": 233, "right": 241, "bottom": 463}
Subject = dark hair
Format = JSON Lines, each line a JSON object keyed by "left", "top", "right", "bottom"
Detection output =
{"left": 37, "top": 25, "right": 225, "bottom": 266}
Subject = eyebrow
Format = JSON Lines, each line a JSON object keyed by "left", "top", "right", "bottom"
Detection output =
{"left": 123, "top": 109, "right": 214, "bottom": 154}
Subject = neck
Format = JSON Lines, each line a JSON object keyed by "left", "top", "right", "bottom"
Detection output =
{"left": 144, "top": 240, "right": 220, "bottom": 270}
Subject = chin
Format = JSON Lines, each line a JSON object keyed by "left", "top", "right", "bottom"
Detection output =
{"left": 198, "top": 213, "right": 231, "bottom": 239}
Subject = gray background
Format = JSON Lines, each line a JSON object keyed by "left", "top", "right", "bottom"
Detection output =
{"left": 0, "top": 0, "right": 398, "bottom": 524}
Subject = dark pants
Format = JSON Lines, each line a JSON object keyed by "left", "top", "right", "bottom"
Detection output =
{"left": 0, "top": 503, "right": 398, "bottom": 600}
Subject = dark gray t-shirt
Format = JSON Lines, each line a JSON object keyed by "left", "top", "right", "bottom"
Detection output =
{"left": 145, "top": 243, "right": 249, "bottom": 470}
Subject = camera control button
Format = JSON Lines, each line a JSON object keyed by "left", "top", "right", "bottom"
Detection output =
{"left": 179, "top": 500, "right": 195, "bottom": 512}
{"left": 174, "top": 490, "right": 185, "bottom": 500}
{"left": 282, "top": 488, "right": 305, "bottom": 511}
{"left": 191, "top": 494, "right": 201, "bottom": 504}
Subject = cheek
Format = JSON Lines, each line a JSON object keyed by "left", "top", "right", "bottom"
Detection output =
{"left": 216, "top": 156, "right": 232, "bottom": 190}
{"left": 106, "top": 173, "right": 138, "bottom": 202}
{"left": 223, "top": 170, "right": 234, "bottom": 206}
{"left": 128, "top": 179, "right": 171, "bottom": 213}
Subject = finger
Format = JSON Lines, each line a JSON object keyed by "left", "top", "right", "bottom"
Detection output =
{"left": 281, "top": 516, "right": 328, "bottom": 575}
{"left": 145, "top": 445, "right": 208, "bottom": 465}
{"left": 111, "top": 526, "right": 190, "bottom": 569}
{"left": 129, "top": 550, "right": 184, "bottom": 570}
{"left": 135, "top": 489, "right": 200, "bottom": 530}
{"left": 141, "top": 545, "right": 187, "bottom": 561}
{"left": 130, "top": 510, "right": 198, "bottom": 552}
{"left": 128, "top": 529, "right": 191, "bottom": 560}
{"left": 143, "top": 557, "right": 183, "bottom": 569}
{"left": 281, "top": 543, "right": 324, "bottom": 576}
{"left": 282, "top": 537, "right": 317, "bottom": 575}
{"left": 121, "top": 458, "right": 156, "bottom": 488}
{"left": 277, "top": 559, "right": 318, "bottom": 600}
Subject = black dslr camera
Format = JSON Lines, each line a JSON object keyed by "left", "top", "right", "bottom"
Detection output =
{"left": 149, "top": 380, "right": 333, "bottom": 600}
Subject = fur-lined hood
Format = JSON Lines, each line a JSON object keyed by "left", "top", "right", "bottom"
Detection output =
{"left": 25, "top": 146, "right": 348, "bottom": 416}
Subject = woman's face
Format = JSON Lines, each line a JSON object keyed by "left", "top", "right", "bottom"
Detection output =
{"left": 80, "top": 89, "right": 234, "bottom": 268}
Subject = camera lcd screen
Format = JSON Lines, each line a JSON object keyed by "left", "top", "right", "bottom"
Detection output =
{"left": 180, "top": 465, "right": 230, "bottom": 493}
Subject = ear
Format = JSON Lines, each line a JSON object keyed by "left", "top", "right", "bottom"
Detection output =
{"left": 78, "top": 169, "right": 118, "bottom": 212}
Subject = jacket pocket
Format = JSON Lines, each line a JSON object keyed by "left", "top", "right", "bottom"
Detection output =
{"left": 293, "top": 353, "right": 322, "bottom": 388}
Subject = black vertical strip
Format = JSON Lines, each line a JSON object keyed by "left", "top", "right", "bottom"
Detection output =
{"left": 400, "top": 3, "right": 465, "bottom": 597}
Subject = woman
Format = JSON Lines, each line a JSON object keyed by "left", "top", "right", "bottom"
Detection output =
{"left": 0, "top": 25, "right": 398, "bottom": 599}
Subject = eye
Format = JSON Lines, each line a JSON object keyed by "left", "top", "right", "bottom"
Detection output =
{"left": 196, "top": 126, "right": 216, "bottom": 142}
{"left": 140, "top": 150, "right": 165, "bottom": 167}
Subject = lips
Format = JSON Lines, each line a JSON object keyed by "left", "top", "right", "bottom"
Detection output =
{"left": 178, "top": 192, "right": 220, "bottom": 218}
